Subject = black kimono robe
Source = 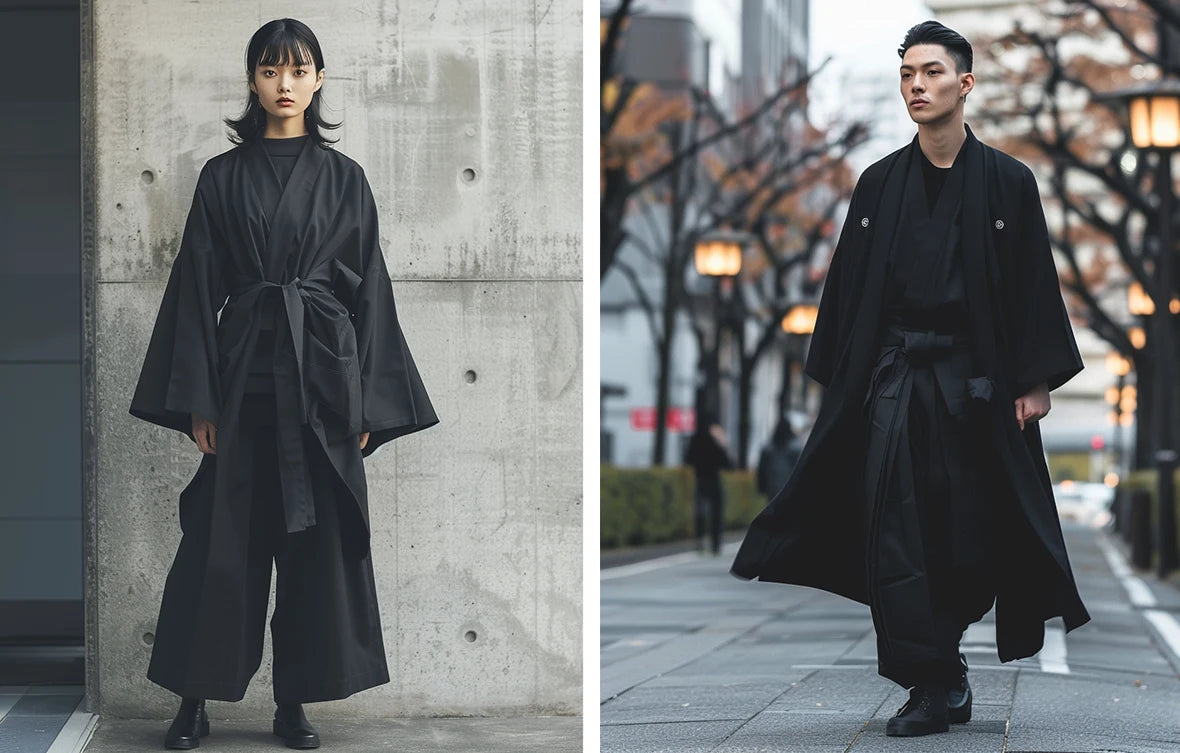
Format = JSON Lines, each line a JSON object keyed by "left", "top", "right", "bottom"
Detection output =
{"left": 731, "top": 125, "right": 1090, "bottom": 665}
{"left": 129, "top": 136, "right": 438, "bottom": 697}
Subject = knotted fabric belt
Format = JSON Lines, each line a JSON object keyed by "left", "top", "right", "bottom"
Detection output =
{"left": 866, "top": 325, "right": 992, "bottom": 418}
{"left": 228, "top": 275, "right": 334, "bottom": 534}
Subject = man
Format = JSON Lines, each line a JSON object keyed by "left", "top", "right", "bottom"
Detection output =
{"left": 731, "top": 21, "right": 1089, "bottom": 738}
{"left": 685, "top": 416, "right": 733, "bottom": 555}
{"left": 756, "top": 418, "right": 802, "bottom": 500}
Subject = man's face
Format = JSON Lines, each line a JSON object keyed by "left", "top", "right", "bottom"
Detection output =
{"left": 249, "top": 52, "right": 324, "bottom": 126}
{"left": 899, "top": 43, "right": 973, "bottom": 125}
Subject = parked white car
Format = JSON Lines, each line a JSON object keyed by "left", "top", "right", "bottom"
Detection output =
{"left": 1052, "top": 481, "right": 1116, "bottom": 528}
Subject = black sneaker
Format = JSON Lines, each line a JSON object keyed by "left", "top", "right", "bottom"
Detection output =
{"left": 886, "top": 684, "right": 949, "bottom": 737}
{"left": 947, "top": 652, "right": 972, "bottom": 724}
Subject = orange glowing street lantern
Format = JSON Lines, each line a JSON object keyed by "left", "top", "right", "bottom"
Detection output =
{"left": 694, "top": 233, "right": 746, "bottom": 277}
{"left": 1121, "top": 384, "right": 1138, "bottom": 413}
{"left": 1128, "top": 281, "right": 1156, "bottom": 316}
{"left": 781, "top": 304, "right": 819, "bottom": 335}
{"left": 1130, "top": 326, "right": 1147, "bottom": 349}
{"left": 1106, "top": 352, "right": 1132, "bottom": 376}
{"left": 1129, "top": 91, "right": 1180, "bottom": 148}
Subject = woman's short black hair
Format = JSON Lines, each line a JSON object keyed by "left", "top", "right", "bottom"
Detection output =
{"left": 898, "top": 20, "right": 973, "bottom": 74}
{"left": 224, "top": 18, "right": 342, "bottom": 147}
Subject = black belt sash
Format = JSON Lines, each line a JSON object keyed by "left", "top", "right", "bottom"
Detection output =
{"left": 228, "top": 275, "right": 332, "bottom": 534}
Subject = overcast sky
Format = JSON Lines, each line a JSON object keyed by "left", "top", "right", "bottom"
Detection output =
{"left": 810, "top": 0, "right": 934, "bottom": 170}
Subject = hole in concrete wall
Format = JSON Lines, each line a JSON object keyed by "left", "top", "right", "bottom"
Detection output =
{"left": 142, "top": 632, "right": 155, "bottom": 647}
{"left": 115, "top": 202, "right": 123, "bottom": 210}
{"left": 464, "top": 370, "right": 477, "bottom": 384}
{"left": 464, "top": 630, "right": 478, "bottom": 643}
{"left": 141, "top": 170, "right": 155, "bottom": 185}
{"left": 465, "top": 126, "right": 476, "bottom": 137}
{"left": 461, "top": 168, "right": 477, "bottom": 183}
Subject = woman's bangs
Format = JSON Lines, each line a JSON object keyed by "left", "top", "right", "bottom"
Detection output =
{"left": 256, "top": 36, "right": 314, "bottom": 69}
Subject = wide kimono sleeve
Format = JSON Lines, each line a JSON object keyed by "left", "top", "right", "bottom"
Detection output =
{"left": 129, "top": 163, "right": 227, "bottom": 436}
{"left": 1004, "top": 167, "right": 1083, "bottom": 397}
{"left": 804, "top": 181, "right": 864, "bottom": 387}
{"left": 353, "top": 170, "right": 440, "bottom": 457}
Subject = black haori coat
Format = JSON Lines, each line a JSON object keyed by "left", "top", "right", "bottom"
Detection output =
{"left": 732, "top": 125, "right": 1090, "bottom": 663}
{"left": 129, "top": 137, "right": 438, "bottom": 697}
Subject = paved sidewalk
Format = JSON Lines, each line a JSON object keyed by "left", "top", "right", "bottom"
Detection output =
{"left": 600, "top": 522, "right": 1180, "bottom": 752}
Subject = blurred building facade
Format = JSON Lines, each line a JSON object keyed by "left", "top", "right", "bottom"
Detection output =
{"left": 601, "top": 0, "right": 813, "bottom": 468}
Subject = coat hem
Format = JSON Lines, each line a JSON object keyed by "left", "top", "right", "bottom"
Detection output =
{"left": 147, "top": 663, "right": 391, "bottom": 705}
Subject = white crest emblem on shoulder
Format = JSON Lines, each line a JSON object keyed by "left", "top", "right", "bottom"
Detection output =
{"left": 994, "top": 219, "right": 1005, "bottom": 230}
{"left": 861, "top": 217, "right": 870, "bottom": 228}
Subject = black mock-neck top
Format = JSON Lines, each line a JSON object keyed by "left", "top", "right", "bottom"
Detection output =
{"left": 261, "top": 134, "right": 309, "bottom": 188}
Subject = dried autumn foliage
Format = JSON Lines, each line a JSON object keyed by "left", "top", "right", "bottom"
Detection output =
{"left": 974, "top": 0, "right": 1179, "bottom": 466}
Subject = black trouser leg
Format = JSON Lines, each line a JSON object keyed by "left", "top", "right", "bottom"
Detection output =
{"left": 910, "top": 369, "right": 994, "bottom": 687}
{"left": 709, "top": 494, "right": 723, "bottom": 554}
{"left": 147, "top": 395, "right": 279, "bottom": 702}
{"left": 268, "top": 430, "right": 390, "bottom": 704}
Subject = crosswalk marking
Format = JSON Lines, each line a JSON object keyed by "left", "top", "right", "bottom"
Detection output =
{"left": 1144, "top": 610, "right": 1180, "bottom": 666}
{"left": 1096, "top": 533, "right": 1158, "bottom": 607}
{"left": 1039, "top": 625, "right": 1071, "bottom": 674}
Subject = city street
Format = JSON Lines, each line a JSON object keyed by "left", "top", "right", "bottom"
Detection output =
{"left": 601, "top": 522, "right": 1180, "bottom": 752}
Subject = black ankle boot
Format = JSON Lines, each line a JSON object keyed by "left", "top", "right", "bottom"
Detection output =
{"left": 886, "top": 684, "right": 949, "bottom": 737}
{"left": 947, "top": 652, "right": 973, "bottom": 723}
{"left": 164, "top": 698, "right": 209, "bottom": 750}
{"left": 273, "top": 703, "right": 320, "bottom": 749}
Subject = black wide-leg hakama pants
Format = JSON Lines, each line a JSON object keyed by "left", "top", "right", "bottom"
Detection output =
{"left": 147, "top": 392, "right": 389, "bottom": 703}
{"left": 863, "top": 327, "right": 998, "bottom": 689}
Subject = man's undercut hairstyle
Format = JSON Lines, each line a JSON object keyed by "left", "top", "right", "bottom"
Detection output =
{"left": 898, "top": 20, "right": 973, "bottom": 74}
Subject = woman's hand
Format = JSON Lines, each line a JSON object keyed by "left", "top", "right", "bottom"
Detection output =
{"left": 360, "top": 431, "right": 370, "bottom": 450}
{"left": 192, "top": 414, "right": 217, "bottom": 454}
{"left": 1015, "top": 382, "right": 1050, "bottom": 431}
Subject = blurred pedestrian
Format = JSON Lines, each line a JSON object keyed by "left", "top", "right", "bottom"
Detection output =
{"left": 756, "top": 418, "right": 801, "bottom": 499}
{"left": 731, "top": 20, "right": 1089, "bottom": 739}
{"left": 685, "top": 416, "right": 733, "bottom": 555}
{"left": 129, "top": 18, "right": 438, "bottom": 750}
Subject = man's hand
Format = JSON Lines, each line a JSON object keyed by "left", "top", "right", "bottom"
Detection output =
{"left": 1015, "top": 382, "right": 1050, "bottom": 431}
{"left": 192, "top": 414, "right": 217, "bottom": 454}
{"left": 360, "top": 431, "right": 370, "bottom": 450}
{"left": 709, "top": 424, "right": 727, "bottom": 446}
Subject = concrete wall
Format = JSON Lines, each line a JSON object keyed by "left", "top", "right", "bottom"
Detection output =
{"left": 82, "top": 0, "right": 581, "bottom": 718}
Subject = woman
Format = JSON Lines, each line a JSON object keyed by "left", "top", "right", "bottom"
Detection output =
{"left": 129, "top": 18, "right": 438, "bottom": 750}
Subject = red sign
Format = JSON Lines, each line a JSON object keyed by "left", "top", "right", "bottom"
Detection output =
{"left": 630, "top": 407, "right": 655, "bottom": 431}
{"left": 667, "top": 408, "right": 696, "bottom": 432}
{"left": 630, "top": 407, "right": 696, "bottom": 432}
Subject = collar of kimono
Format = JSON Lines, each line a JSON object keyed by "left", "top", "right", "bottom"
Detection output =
{"left": 223, "top": 137, "right": 337, "bottom": 535}
{"left": 887, "top": 133, "right": 968, "bottom": 310}
{"left": 241, "top": 135, "right": 329, "bottom": 279}
{"left": 839, "top": 124, "right": 1001, "bottom": 399}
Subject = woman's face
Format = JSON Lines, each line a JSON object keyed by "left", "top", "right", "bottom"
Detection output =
{"left": 248, "top": 55, "right": 324, "bottom": 126}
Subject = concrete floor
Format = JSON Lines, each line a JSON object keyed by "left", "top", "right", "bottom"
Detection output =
{"left": 82, "top": 715, "right": 582, "bottom": 752}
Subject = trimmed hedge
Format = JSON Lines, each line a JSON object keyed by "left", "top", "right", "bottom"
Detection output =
{"left": 601, "top": 464, "right": 768, "bottom": 549}
{"left": 1119, "top": 468, "right": 1180, "bottom": 570}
